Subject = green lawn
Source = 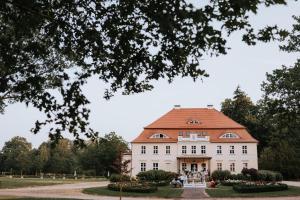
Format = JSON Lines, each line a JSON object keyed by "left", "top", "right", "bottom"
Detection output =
{"left": 83, "top": 186, "right": 183, "bottom": 198}
{"left": 206, "top": 185, "right": 300, "bottom": 198}
{"left": 0, "top": 177, "right": 106, "bottom": 189}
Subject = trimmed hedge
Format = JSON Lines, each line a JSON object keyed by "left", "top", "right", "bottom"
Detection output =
{"left": 109, "top": 174, "right": 131, "bottom": 182}
{"left": 107, "top": 183, "right": 157, "bottom": 193}
{"left": 137, "top": 170, "right": 176, "bottom": 183}
{"left": 221, "top": 180, "right": 243, "bottom": 186}
{"left": 211, "top": 170, "right": 231, "bottom": 181}
{"left": 233, "top": 183, "right": 288, "bottom": 193}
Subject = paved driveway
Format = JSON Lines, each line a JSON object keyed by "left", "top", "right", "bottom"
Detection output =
{"left": 0, "top": 181, "right": 300, "bottom": 200}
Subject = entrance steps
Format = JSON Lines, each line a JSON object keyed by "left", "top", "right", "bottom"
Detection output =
{"left": 183, "top": 182, "right": 206, "bottom": 188}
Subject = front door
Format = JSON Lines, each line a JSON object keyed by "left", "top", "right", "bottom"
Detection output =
{"left": 191, "top": 163, "right": 198, "bottom": 172}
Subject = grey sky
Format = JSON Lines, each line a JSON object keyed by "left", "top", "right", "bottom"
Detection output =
{"left": 0, "top": 2, "right": 299, "bottom": 149}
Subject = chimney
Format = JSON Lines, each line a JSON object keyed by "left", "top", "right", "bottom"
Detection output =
{"left": 174, "top": 105, "right": 181, "bottom": 109}
{"left": 207, "top": 104, "right": 214, "bottom": 109}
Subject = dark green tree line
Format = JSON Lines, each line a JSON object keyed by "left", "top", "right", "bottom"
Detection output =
{"left": 0, "top": 132, "right": 128, "bottom": 176}
{"left": 221, "top": 16, "right": 300, "bottom": 179}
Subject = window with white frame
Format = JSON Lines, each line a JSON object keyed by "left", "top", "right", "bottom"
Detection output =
{"left": 217, "top": 163, "right": 222, "bottom": 171}
{"left": 182, "top": 163, "right": 187, "bottom": 171}
{"left": 230, "top": 146, "right": 235, "bottom": 154}
{"left": 242, "top": 145, "right": 247, "bottom": 154}
{"left": 141, "top": 163, "right": 146, "bottom": 172}
{"left": 153, "top": 146, "right": 158, "bottom": 154}
{"left": 150, "top": 133, "right": 169, "bottom": 139}
{"left": 191, "top": 145, "right": 196, "bottom": 154}
{"left": 243, "top": 163, "right": 248, "bottom": 169}
{"left": 166, "top": 146, "right": 170, "bottom": 154}
{"left": 153, "top": 163, "right": 158, "bottom": 170}
{"left": 217, "top": 145, "right": 222, "bottom": 154}
{"left": 141, "top": 146, "right": 146, "bottom": 154}
{"left": 220, "top": 133, "right": 240, "bottom": 139}
{"left": 201, "top": 145, "right": 206, "bottom": 154}
{"left": 230, "top": 163, "right": 235, "bottom": 172}
{"left": 182, "top": 146, "right": 187, "bottom": 154}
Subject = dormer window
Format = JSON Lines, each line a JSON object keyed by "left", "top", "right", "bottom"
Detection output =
{"left": 187, "top": 119, "right": 200, "bottom": 125}
{"left": 150, "top": 133, "right": 169, "bottom": 139}
{"left": 219, "top": 132, "right": 240, "bottom": 139}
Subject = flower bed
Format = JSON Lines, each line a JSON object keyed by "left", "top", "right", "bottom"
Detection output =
{"left": 233, "top": 183, "right": 288, "bottom": 193}
{"left": 107, "top": 182, "right": 157, "bottom": 193}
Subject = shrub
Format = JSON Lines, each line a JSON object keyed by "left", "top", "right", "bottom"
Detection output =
{"left": 109, "top": 174, "right": 131, "bottom": 182}
{"left": 211, "top": 170, "right": 231, "bottom": 181}
{"left": 107, "top": 183, "right": 157, "bottom": 193}
{"left": 242, "top": 168, "right": 258, "bottom": 181}
{"left": 221, "top": 180, "right": 242, "bottom": 186}
{"left": 256, "top": 170, "right": 283, "bottom": 182}
{"left": 136, "top": 170, "right": 176, "bottom": 183}
{"left": 233, "top": 183, "right": 288, "bottom": 193}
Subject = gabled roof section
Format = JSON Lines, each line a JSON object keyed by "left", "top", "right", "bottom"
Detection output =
{"left": 145, "top": 108, "right": 245, "bottom": 129}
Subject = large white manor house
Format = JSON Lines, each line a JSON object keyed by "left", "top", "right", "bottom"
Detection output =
{"left": 125, "top": 106, "right": 258, "bottom": 177}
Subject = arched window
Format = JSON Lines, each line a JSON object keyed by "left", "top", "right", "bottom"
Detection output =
{"left": 219, "top": 132, "right": 240, "bottom": 139}
{"left": 150, "top": 133, "right": 169, "bottom": 139}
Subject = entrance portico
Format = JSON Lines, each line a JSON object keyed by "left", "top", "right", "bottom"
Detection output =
{"left": 177, "top": 156, "right": 211, "bottom": 175}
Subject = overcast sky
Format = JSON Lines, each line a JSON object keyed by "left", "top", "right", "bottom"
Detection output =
{"left": 0, "top": 2, "right": 299, "bottom": 149}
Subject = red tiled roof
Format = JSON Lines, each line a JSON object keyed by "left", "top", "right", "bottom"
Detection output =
{"left": 145, "top": 108, "right": 245, "bottom": 129}
{"left": 132, "top": 108, "right": 258, "bottom": 143}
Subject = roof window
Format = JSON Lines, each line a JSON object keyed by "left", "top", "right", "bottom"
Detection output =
{"left": 219, "top": 133, "right": 240, "bottom": 139}
{"left": 150, "top": 133, "right": 169, "bottom": 139}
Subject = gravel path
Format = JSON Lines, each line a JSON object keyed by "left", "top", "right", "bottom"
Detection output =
{"left": 0, "top": 181, "right": 300, "bottom": 200}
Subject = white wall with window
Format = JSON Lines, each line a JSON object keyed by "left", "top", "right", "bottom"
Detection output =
{"left": 230, "top": 163, "right": 235, "bottom": 172}
{"left": 141, "top": 146, "right": 146, "bottom": 154}
{"left": 230, "top": 145, "right": 235, "bottom": 154}
{"left": 153, "top": 163, "right": 158, "bottom": 170}
{"left": 191, "top": 145, "right": 196, "bottom": 154}
{"left": 217, "top": 145, "right": 222, "bottom": 154}
{"left": 153, "top": 146, "right": 158, "bottom": 154}
{"left": 217, "top": 163, "right": 222, "bottom": 171}
{"left": 140, "top": 163, "right": 146, "bottom": 172}
{"left": 242, "top": 145, "right": 247, "bottom": 154}
{"left": 201, "top": 145, "right": 206, "bottom": 154}
{"left": 166, "top": 145, "right": 170, "bottom": 154}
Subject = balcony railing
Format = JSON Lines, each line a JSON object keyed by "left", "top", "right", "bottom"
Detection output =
{"left": 178, "top": 136, "right": 209, "bottom": 142}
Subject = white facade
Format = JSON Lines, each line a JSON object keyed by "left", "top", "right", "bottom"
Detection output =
{"left": 130, "top": 135, "right": 258, "bottom": 176}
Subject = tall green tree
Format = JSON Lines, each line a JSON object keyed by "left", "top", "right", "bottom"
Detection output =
{"left": 79, "top": 132, "right": 128, "bottom": 176}
{"left": 259, "top": 16, "right": 300, "bottom": 179}
{"left": 0, "top": 0, "right": 290, "bottom": 143}
{"left": 2, "top": 136, "right": 32, "bottom": 174}
{"left": 220, "top": 86, "right": 270, "bottom": 151}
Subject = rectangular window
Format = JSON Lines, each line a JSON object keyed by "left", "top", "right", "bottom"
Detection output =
{"left": 243, "top": 163, "right": 248, "bottom": 169}
{"left": 182, "top": 146, "right": 187, "bottom": 154}
{"left": 141, "top": 163, "right": 146, "bottom": 172}
{"left": 242, "top": 146, "right": 247, "bottom": 154}
{"left": 141, "top": 146, "right": 146, "bottom": 154}
{"left": 230, "top": 146, "right": 235, "bottom": 154}
{"left": 217, "top": 145, "right": 222, "bottom": 154}
{"left": 217, "top": 163, "right": 222, "bottom": 171}
{"left": 230, "top": 163, "right": 235, "bottom": 172}
{"left": 153, "top": 163, "right": 158, "bottom": 170}
{"left": 166, "top": 146, "right": 170, "bottom": 154}
{"left": 191, "top": 146, "right": 196, "bottom": 154}
{"left": 153, "top": 146, "right": 158, "bottom": 154}
{"left": 182, "top": 163, "right": 187, "bottom": 171}
{"left": 201, "top": 145, "right": 206, "bottom": 154}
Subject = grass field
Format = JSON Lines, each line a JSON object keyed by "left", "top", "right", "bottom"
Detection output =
{"left": 83, "top": 186, "right": 183, "bottom": 198}
{"left": 206, "top": 185, "right": 300, "bottom": 198}
{"left": 0, "top": 197, "right": 84, "bottom": 200}
{"left": 0, "top": 177, "right": 106, "bottom": 189}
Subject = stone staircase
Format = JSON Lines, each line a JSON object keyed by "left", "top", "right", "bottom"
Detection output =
{"left": 183, "top": 181, "right": 207, "bottom": 188}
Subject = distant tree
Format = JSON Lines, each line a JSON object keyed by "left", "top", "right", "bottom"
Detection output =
{"left": 79, "top": 132, "right": 128, "bottom": 176}
{"left": 0, "top": 0, "right": 290, "bottom": 143}
{"left": 45, "top": 139, "right": 78, "bottom": 174}
{"left": 2, "top": 136, "right": 32, "bottom": 175}
{"left": 221, "top": 86, "right": 269, "bottom": 151}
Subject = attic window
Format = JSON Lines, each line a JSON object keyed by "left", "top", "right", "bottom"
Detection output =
{"left": 187, "top": 119, "right": 200, "bottom": 125}
{"left": 150, "top": 133, "right": 169, "bottom": 139}
{"left": 220, "top": 133, "right": 240, "bottom": 139}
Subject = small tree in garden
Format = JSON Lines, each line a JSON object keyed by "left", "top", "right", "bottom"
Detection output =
{"left": 116, "top": 159, "right": 131, "bottom": 200}
{"left": 242, "top": 168, "right": 258, "bottom": 181}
